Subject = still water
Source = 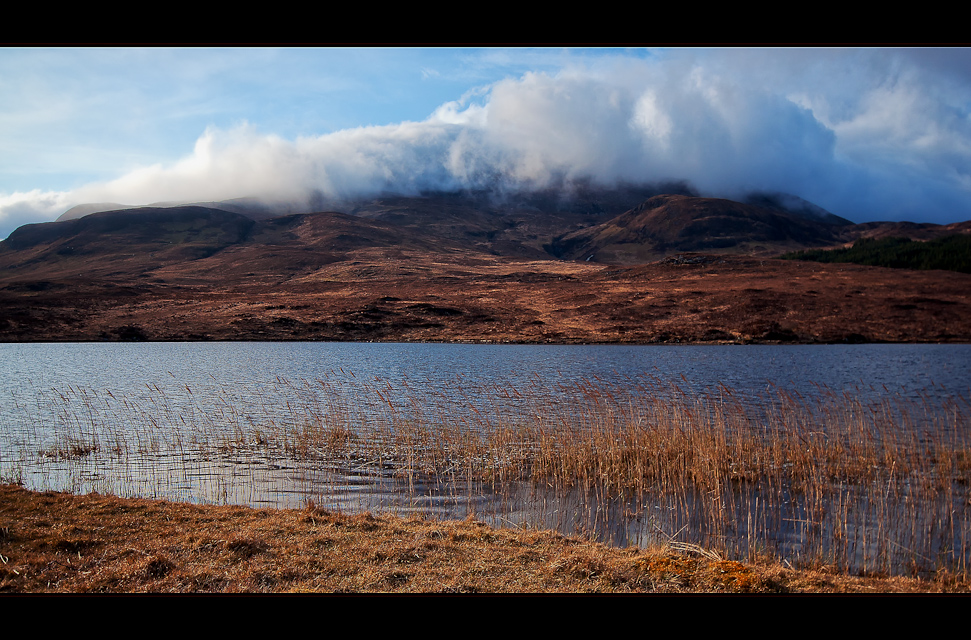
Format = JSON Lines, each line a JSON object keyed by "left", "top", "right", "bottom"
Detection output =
{"left": 2, "top": 342, "right": 969, "bottom": 574}
{"left": 3, "top": 341, "right": 968, "bottom": 407}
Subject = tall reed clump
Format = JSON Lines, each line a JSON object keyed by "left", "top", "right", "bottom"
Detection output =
{"left": 2, "top": 372, "right": 968, "bottom": 578}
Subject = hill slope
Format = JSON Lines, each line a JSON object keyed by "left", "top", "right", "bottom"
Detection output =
{"left": 548, "top": 194, "right": 852, "bottom": 263}
{"left": 1, "top": 190, "right": 969, "bottom": 344}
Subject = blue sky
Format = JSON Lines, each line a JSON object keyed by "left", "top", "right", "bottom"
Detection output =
{"left": 2, "top": 46, "right": 970, "bottom": 239}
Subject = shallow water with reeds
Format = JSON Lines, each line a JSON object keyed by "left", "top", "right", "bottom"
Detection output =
{"left": 2, "top": 342, "right": 969, "bottom": 577}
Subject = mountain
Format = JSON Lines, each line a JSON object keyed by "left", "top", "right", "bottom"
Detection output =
{"left": 55, "top": 197, "right": 304, "bottom": 224}
{"left": 9, "top": 190, "right": 969, "bottom": 283}
{"left": 13, "top": 186, "right": 686, "bottom": 279}
{"left": 843, "top": 219, "right": 971, "bottom": 242}
{"left": 56, "top": 202, "right": 132, "bottom": 221}
{"left": 2, "top": 206, "right": 257, "bottom": 280}
{"left": 0, "top": 204, "right": 471, "bottom": 283}
{"left": 1, "top": 189, "right": 969, "bottom": 345}
{"left": 547, "top": 194, "right": 852, "bottom": 263}
{"left": 742, "top": 191, "right": 853, "bottom": 225}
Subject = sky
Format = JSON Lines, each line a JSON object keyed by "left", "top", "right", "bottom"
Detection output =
{"left": 2, "top": 46, "right": 970, "bottom": 239}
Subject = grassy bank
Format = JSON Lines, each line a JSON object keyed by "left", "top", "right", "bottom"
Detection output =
{"left": 1, "top": 483, "right": 965, "bottom": 593}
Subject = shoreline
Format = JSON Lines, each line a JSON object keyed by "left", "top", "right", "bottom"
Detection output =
{"left": 2, "top": 344, "right": 967, "bottom": 581}
{"left": 1, "top": 483, "right": 964, "bottom": 594}
{"left": 2, "top": 336, "right": 970, "bottom": 345}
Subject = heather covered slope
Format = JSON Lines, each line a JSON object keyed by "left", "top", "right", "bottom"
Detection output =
{"left": 0, "top": 206, "right": 464, "bottom": 284}
{"left": 1, "top": 250, "right": 969, "bottom": 344}
{"left": 0, "top": 206, "right": 257, "bottom": 281}
{"left": 0, "top": 191, "right": 969, "bottom": 344}
{"left": 547, "top": 194, "right": 852, "bottom": 263}
{"left": 0, "top": 191, "right": 866, "bottom": 281}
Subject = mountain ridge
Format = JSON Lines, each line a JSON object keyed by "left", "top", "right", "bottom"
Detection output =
{"left": 547, "top": 194, "right": 854, "bottom": 263}
{"left": 2, "top": 189, "right": 968, "bottom": 345}
{"left": 7, "top": 190, "right": 969, "bottom": 283}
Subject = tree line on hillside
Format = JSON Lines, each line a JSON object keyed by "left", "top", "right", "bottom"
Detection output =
{"left": 781, "top": 235, "right": 971, "bottom": 274}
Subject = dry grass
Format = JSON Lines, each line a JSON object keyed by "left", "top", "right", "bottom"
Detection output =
{"left": 3, "top": 374, "right": 970, "bottom": 580}
{"left": 2, "top": 483, "right": 965, "bottom": 593}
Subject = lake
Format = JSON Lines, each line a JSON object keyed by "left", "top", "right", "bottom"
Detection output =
{"left": 2, "top": 342, "right": 969, "bottom": 575}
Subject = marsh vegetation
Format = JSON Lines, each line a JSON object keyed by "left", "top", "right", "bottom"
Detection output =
{"left": 3, "top": 369, "right": 969, "bottom": 579}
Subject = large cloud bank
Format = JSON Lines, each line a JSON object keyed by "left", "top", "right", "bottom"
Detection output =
{"left": 3, "top": 49, "right": 970, "bottom": 239}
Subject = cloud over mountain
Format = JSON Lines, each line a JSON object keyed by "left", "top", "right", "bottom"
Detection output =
{"left": 3, "top": 48, "right": 970, "bottom": 239}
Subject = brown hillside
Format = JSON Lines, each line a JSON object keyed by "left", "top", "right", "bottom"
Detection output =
{"left": 1, "top": 192, "right": 969, "bottom": 344}
{"left": 842, "top": 219, "right": 971, "bottom": 243}
{"left": 549, "top": 194, "right": 849, "bottom": 263}
{"left": 1, "top": 249, "right": 968, "bottom": 344}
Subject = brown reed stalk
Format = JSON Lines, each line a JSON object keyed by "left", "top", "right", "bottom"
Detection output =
{"left": 4, "top": 372, "right": 969, "bottom": 577}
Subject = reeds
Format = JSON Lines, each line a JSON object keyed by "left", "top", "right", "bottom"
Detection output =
{"left": 1, "top": 371, "right": 968, "bottom": 578}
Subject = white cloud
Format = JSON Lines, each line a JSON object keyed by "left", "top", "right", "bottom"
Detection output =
{"left": 0, "top": 190, "right": 77, "bottom": 233}
{"left": 3, "top": 48, "right": 971, "bottom": 240}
